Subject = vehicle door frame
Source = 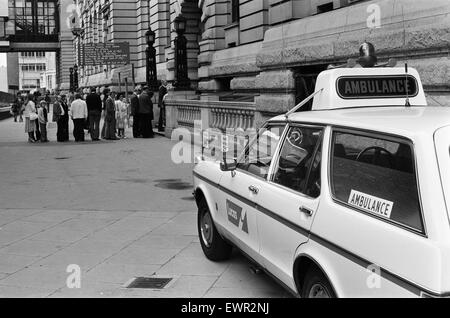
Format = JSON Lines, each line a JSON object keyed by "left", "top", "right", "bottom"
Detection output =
{"left": 218, "top": 121, "right": 289, "bottom": 262}
{"left": 253, "top": 122, "right": 326, "bottom": 288}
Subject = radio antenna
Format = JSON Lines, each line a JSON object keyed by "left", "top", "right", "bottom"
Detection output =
{"left": 284, "top": 89, "right": 323, "bottom": 119}
{"left": 401, "top": 4, "right": 411, "bottom": 107}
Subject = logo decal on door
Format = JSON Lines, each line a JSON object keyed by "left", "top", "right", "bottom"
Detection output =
{"left": 226, "top": 199, "right": 249, "bottom": 234}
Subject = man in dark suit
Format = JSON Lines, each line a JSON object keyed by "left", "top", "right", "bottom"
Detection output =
{"left": 157, "top": 80, "right": 167, "bottom": 132}
{"left": 86, "top": 87, "right": 103, "bottom": 141}
{"left": 138, "top": 86, "right": 154, "bottom": 138}
{"left": 130, "top": 87, "right": 141, "bottom": 138}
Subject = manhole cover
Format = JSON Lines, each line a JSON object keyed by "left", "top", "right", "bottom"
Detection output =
{"left": 126, "top": 277, "right": 172, "bottom": 289}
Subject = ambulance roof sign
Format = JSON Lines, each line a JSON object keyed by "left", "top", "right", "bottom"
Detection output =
{"left": 337, "top": 75, "right": 419, "bottom": 99}
{"left": 311, "top": 67, "right": 427, "bottom": 111}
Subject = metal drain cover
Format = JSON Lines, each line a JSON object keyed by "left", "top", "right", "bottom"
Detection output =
{"left": 126, "top": 277, "right": 172, "bottom": 289}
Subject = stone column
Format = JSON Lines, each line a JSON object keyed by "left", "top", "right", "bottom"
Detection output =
{"left": 7, "top": 53, "right": 19, "bottom": 94}
{"left": 57, "top": 0, "right": 76, "bottom": 91}
{"left": 254, "top": 69, "right": 295, "bottom": 128}
{"left": 197, "top": 0, "right": 228, "bottom": 95}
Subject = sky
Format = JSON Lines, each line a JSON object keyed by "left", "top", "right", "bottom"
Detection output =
{"left": 0, "top": 53, "right": 6, "bottom": 67}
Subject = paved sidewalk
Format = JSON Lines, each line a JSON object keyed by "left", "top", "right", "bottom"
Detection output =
{"left": 0, "top": 117, "right": 289, "bottom": 298}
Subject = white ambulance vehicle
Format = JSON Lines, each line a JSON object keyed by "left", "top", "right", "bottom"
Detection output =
{"left": 193, "top": 56, "right": 450, "bottom": 298}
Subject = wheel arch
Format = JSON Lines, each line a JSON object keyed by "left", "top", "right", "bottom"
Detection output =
{"left": 194, "top": 184, "right": 217, "bottom": 220}
{"left": 293, "top": 253, "right": 339, "bottom": 297}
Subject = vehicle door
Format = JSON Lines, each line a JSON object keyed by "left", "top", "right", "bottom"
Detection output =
{"left": 218, "top": 124, "right": 286, "bottom": 263}
{"left": 311, "top": 128, "right": 436, "bottom": 296}
{"left": 255, "top": 124, "right": 325, "bottom": 288}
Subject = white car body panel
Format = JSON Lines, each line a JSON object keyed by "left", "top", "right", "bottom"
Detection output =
{"left": 193, "top": 65, "right": 450, "bottom": 297}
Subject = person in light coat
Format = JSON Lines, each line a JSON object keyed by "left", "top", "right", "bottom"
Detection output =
{"left": 23, "top": 93, "right": 37, "bottom": 143}
{"left": 70, "top": 93, "right": 88, "bottom": 142}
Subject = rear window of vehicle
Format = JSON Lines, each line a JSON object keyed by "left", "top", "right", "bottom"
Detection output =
{"left": 330, "top": 130, "right": 424, "bottom": 233}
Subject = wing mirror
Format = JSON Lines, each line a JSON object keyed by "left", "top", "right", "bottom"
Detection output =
{"left": 220, "top": 158, "right": 237, "bottom": 172}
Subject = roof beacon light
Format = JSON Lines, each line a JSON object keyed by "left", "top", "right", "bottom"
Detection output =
{"left": 358, "top": 42, "right": 378, "bottom": 68}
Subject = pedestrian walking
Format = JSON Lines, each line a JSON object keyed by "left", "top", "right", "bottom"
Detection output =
{"left": 19, "top": 96, "right": 25, "bottom": 122}
{"left": 53, "top": 95, "right": 66, "bottom": 142}
{"left": 104, "top": 90, "right": 119, "bottom": 140}
{"left": 116, "top": 94, "right": 128, "bottom": 138}
{"left": 68, "top": 91, "right": 75, "bottom": 105}
{"left": 60, "top": 95, "right": 70, "bottom": 141}
{"left": 130, "top": 87, "right": 141, "bottom": 138}
{"left": 70, "top": 93, "right": 88, "bottom": 142}
{"left": 23, "top": 93, "right": 37, "bottom": 143}
{"left": 101, "top": 88, "right": 107, "bottom": 139}
{"left": 138, "top": 86, "right": 154, "bottom": 139}
{"left": 11, "top": 92, "right": 23, "bottom": 122}
{"left": 86, "top": 87, "right": 102, "bottom": 141}
{"left": 44, "top": 91, "right": 51, "bottom": 112}
{"left": 37, "top": 100, "right": 49, "bottom": 142}
{"left": 157, "top": 80, "right": 167, "bottom": 132}
{"left": 32, "top": 92, "right": 42, "bottom": 141}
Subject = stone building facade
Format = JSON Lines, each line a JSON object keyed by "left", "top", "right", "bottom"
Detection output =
{"left": 75, "top": 0, "right": 450, "bottom": 130}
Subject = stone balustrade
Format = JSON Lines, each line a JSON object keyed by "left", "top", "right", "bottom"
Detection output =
{"left": 164, "top": 99, "right": 256, "bottom": 137}
{"left": 176, "top": 105, "right": 202, "bottom": 128}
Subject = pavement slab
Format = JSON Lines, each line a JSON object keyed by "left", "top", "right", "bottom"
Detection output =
{"left": 0, "top": 239, "right": 67, "bottom": 257}
{"left": 0, "top": 117, "right": 291, "bottom": 298}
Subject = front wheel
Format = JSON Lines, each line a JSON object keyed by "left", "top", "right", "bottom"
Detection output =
{"left": 302, "top": 267, "right": 336, "bottom": 298}
{"left": 197, "top": 199, "right": 232, "bottom": 261}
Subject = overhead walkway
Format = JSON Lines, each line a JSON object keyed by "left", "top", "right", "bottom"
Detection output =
{"left": 0, "top": 0, "right": 59, "bottom": 52}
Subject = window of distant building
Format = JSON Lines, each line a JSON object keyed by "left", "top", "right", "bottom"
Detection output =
{"left": 20, "top": 51, "right": 45, "bottom": 57}
{"left": 231, "top": 0, "right": 240, "bottom": 23}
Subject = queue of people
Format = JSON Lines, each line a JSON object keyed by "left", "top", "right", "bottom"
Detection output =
{"left": 17, "top": 84, "right": 165, "bottom": 143}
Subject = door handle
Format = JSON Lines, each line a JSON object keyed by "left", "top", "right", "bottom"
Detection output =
{"left": 299, "top": 206, "right": 314, "bottom": 216}
{"left": 248, "top": 185, "right": 259, "bottom": 194}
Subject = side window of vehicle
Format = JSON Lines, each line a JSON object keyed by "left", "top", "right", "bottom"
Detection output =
{"left": 331, "top": 130, "right": 424, "bottom": 233}
{"left": 272, "top": 126, "right": 323, "bottom": 197}
{"left": 237, "top": 125, "right": 286, "bottom": 179}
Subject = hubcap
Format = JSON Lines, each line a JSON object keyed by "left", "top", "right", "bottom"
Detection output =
{"left": 308, "top": 283, "right": 331, "bottom": 298}
{"left": 201, "top": 212, "right": 213, "bottom": 247}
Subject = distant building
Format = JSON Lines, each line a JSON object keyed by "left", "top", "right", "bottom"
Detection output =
{"left": 75, "top": 0, "right": 449, "bottom": 132}
{"left": 41, "top": 52, "right": 57, "bottom": 92}
{"left": 18, "top": 51, "right": 56, "bottom": 92}
{"left": 6, "top": 53, "right": 19, "bottom": 95}
{"left": 0, "top": 0, "right": 76, "bottom": 91}
{"left": 0, "top": 66, "right": 7, "bottom": 93}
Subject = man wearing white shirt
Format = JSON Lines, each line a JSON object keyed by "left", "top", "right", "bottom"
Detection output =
{"left": 70, "top": 93, "right": 88, "bottom": 142}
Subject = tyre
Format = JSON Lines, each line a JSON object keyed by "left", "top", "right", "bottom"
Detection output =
{"left": 301, "top": 267, "right": 336, "bottom": 298}
{"left": 197, "top": 198, "right": 232, "bottom": 261}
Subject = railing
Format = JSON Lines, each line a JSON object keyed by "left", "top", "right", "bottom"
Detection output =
{"left": 176, "top": 105, "right": 201, "bottom": 127}
{"left": 210, "top": 107, "right": 254, "bottom": 131}
{"left": 165, "top": 99, "right": 256, "bottom": 132}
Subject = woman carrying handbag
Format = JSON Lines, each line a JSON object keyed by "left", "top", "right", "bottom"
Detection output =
{"left": 23, "top": 93, "right": 37, "bottom": 143}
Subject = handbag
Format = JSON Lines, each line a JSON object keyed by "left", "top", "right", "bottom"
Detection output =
{"left": 128, "top": 116, "right": 133, "bottom": 128}
{"left": 29, "top": 112, "right": 38, "bottom": 121}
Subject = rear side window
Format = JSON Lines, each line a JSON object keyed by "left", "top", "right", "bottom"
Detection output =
{"left": 331, "top": 130, "right": 424, "bottom": 233}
